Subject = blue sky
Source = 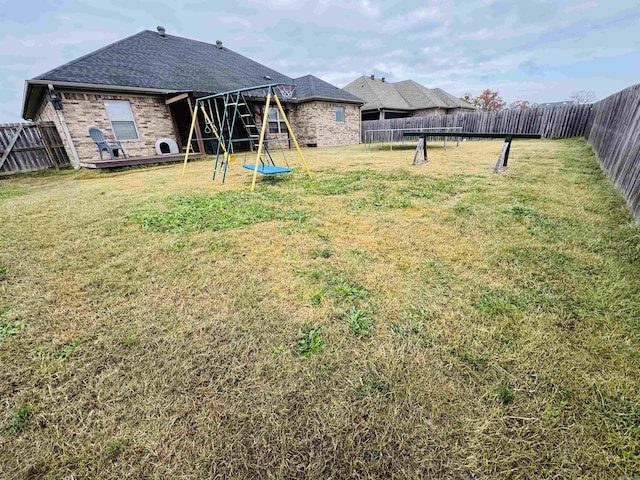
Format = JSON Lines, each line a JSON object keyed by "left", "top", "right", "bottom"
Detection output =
{"left": 1, "top": 0, "right": 639, "bottom": 122}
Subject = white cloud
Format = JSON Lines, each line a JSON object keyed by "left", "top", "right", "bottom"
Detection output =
{"left": 372, "top": 62, "right": 418, "bottom": 81}
{"left": 381, "top": 49, "right": 411, "bottom": 59}
{"left": 381, "top": 6, "right": 444, "bottom": 32}
{"left": 356, "top": 39, "right": 378, "bottom": 50}
{"left": 563, "top": 1, "right": 597, "bottom": 14}
{"left": 315, "top": 70, "right": 364, "bottom": 87}
{"left": 313, "top": 0, "right": 380, "bottom": 18}
{"left": 262, "top": 0, "right": 299, "bottom": 6}
{"left": 359, "top": 0, "right": 381, "bottom": 18}
{"left": 0, "top": 30, "right": 119, "bottom": 55}
{"left": 456, "top": 23, "right": 549, "bottom": 41}
{"left": 421, "top": 46, "right": 442, "bottom": 56}
{"left": 216, "top": 14, "right": 252, "bottom": 29}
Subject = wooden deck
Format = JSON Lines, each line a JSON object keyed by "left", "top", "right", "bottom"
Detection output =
{"left": 80, "top": 153, "right": 204, "bottom": 169}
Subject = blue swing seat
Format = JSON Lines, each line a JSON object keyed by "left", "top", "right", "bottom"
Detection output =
{"left": 242, "top": 164, "right": 292, "bottom": 175}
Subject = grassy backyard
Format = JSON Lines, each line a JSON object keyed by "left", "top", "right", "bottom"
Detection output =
{"left": 0, "top": 139, "right": 639, "bottom": 478}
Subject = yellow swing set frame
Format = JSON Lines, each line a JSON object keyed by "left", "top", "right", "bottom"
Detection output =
{"left": 181, "top": 84, "right": 312, "bottom": 191}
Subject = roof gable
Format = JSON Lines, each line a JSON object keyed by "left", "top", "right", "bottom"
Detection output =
{"left": 394, "top": 80, "right": 445, "bottom": 109}
{"left": 431, "top": 88, "right": 474, "bottom": 109}
{"left": 343, "top": 76, "right": 411, "bottom": 111}
{"left": 293, "top": 74, "right": 362, "bottom": 103}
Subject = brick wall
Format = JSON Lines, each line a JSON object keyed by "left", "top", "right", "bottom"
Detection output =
{"left": 35, "top": 90, "right": 176, "bottom": 164}
{"left": 252, "top": 100, "right": 360, "bottom": 147}
{"left": 289, "top": 102, "right": 318, "bottom": 146}
{"left": 35, "top": 91, "right": 360, "bottom": 164}
{"left": 412, "top": 107, "right": 447, "bottom": 117}
{"left": 289, "top": 101, "right": 360, "bottom": 147}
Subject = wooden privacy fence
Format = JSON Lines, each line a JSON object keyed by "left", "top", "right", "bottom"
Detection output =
{"left": 0, "top": 121, "right": 70, "bottom": 175}
{"left": 585, "top": 83, "right": 640, "bottom": 221}
{"left": 362, "top": 103, "right": 593, "bottom": 143}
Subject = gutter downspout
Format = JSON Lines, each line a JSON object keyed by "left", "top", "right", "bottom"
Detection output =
{"left": 54, "top": 108, "right": 81, "bottom": 169}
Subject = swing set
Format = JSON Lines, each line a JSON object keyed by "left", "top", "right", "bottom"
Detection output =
{"left": 181, "top": 83, "right": 312, "bottom": 191}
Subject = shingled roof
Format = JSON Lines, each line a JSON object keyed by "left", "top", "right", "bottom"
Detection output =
{"left": 292, "top": 74, "right": 362, "bottom": 103}
{"left": 343, "top": 76, "right": 474, "bottom": 113}
{"left": 343, "top": 76, "right": 411, "bottom": 110}
{"left": 22, "top": 30, "right": 361, "bottom": 119}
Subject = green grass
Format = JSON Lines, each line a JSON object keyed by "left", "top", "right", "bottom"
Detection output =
{"left": 4, "top": 406, "right": 33, "bottom": 434}
{"left": 311, "top": 247, "right": 333, "bottom": 259}
{"left": 492, "top": 383, "right": 517, "bottom": 404}
{"left": 330, "top": 278, "right": 368, "bottom": 299}
{"left": 342, "top": 306, "right": 375, "bottom": 337}
{"left": 296, "top": 324, "right": 324, "bottom": 357}
{"left": 270, "top": 344, "right": 287, "bottom": 357}
{"left": 130, "top": 190, "right": 309, "bottom": 233}
{"left": 0, "top": 183, "right": 27, "bottom": 199}
{"left": 0, "top": 306, "right": 23, "bottom": 341}
{"left": 107, "top": 439, "right": 123, "bottom": 456}
{"left": 0, "top": 139, "right": 639, "bottom": 478}
{"left": 356, "top": 370, "right": 391, "bottom": 399}
{"left": 51, "top": 341, "right": 80, "bottom": 360}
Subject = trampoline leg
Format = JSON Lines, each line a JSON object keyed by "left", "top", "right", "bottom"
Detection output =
{"left": 412, "top": 137, "right": 427, "bottom": 165}
{"left": 493, "top": 135, "right": 513, "bottom": 173}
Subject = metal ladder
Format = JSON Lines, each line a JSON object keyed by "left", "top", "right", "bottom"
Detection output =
{"left": 214, "top": 92, "right": 275, "bottom": 182}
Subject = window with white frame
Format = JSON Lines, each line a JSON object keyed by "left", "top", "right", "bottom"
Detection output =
{"left": 104, "top": 100, "right": 139, "bottom": 140}
{"left": 335, "top": 106, "right": 345, "bottom": 123}
{"left": 268, "top": 107, "right": 287, "bottom": 134}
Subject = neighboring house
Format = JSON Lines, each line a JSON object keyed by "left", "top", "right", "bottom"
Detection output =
{"left": 343, "top": 75, "right": 474, "bottom": 121}
{"left": 22, "top": 28, "right": 363, "bottom": 168}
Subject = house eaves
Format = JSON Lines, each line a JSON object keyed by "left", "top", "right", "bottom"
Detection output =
{"left": 22, "top": 79, "right": 180, "bottom": 120}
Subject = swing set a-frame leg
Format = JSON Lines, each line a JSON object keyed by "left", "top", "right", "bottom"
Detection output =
{"left": 272, "top": 93, "right": 312, "bottom": 180}
{"left": 181, "top": 103, "right": 199, "bottom": 176}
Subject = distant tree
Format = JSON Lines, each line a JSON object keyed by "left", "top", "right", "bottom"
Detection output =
{"left": 461, "top": 93, "right": 481, "bottom": 109}
{"left": 570, "top": 90, "right": 597, "bottom": 104}
{"left": 508, "top": 100, "right": 539, "bottom": 110}
{"left": 476, "top": 89, "right": 506, "bottom": 111}
{"left": 461, "top": 90, "right": 505, "bottom": 111}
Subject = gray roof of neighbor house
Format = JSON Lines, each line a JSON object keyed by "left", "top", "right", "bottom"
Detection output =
{"left": 22, "top": 30, "right": 362, "bottom": 119}
{"left": 344, "top": 76, "right": 411, "bottom": 110}
{"left": 343, "top": 76, "right": 474, "bottom": 112}
{"left": 292, "top": 74, "right": 362, "bottom": 103}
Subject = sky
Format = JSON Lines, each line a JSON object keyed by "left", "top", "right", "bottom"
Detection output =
{"left": 1, "top": 0, "right": 639, "bottom": 122}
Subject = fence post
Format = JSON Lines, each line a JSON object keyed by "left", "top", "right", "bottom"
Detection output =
{"left": 0, "top": 125, "right": 24, "bottom": 170}
{"left": 36, "top": 123, "right": 59, "bottom": 170}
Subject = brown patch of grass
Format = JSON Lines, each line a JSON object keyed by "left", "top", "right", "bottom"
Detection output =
{"left": 0, "top": 139, "right": 638, "bottom": 478}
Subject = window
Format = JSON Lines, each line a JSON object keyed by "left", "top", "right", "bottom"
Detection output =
{"left": 335, "top": 106, "right": 345, "bottom": 123}
{"left": 104, "top": 100, "right": 139, "bottom": 140}
{"left": 268, "top": 108, "right": 287, "bottom": 134}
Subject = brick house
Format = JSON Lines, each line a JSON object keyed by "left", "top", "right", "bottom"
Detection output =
{"left": 21, "top": 28, "right": 363, "bottom": 168}
{"left": 343, "top": 75, "right": 474, "bottom": 121}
